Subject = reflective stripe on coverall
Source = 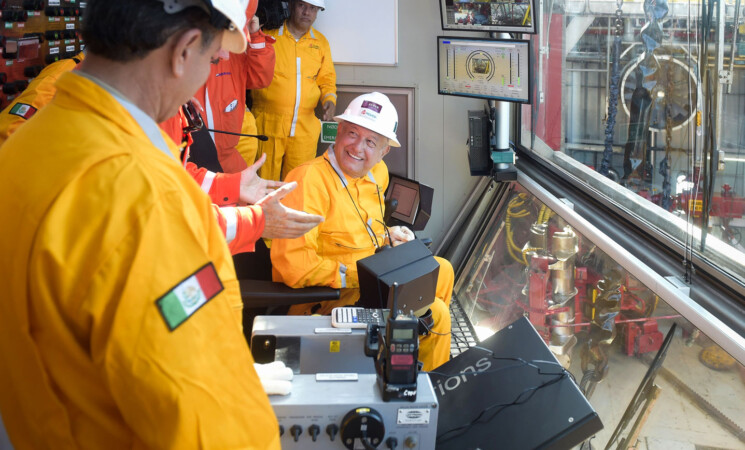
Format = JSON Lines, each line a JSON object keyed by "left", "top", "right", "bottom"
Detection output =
{"left": 252, "top": 22, "right": 337, "bottom": 181}
{"left": 194, "top": 31, "right": 276, "bottom": 173}
{"left": 0, "top": 72, "right": 279, "bottom": 449}
{"left": 271, "top": 146, "right": 454, "bottom": 371}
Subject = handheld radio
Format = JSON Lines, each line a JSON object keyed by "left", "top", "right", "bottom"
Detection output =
{"left": 383, "top": 312, "right": 419, "bottom": 385}
{"left": 374, "top": 282, "right": 420, "bottom": 401}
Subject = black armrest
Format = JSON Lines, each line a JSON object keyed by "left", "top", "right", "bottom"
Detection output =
{"left": 238, "top": 279, "right": 340, "bottom": 309}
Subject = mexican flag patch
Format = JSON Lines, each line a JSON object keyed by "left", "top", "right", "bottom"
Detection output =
{"left": 156, "top": 263, "right": 224, "bottom": 331}
{"left": 8, "top": 103, "right": 37, "bottom": 120}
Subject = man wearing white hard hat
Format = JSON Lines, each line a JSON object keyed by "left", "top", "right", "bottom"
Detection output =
{"left": 251, "top": 0, "right": 337, "bottom": 181}
{"left": 0, "top": 0, "right": 281, "bottom": 448}
{"left": 271, "top": 92, "right": 456, "bottom": 371}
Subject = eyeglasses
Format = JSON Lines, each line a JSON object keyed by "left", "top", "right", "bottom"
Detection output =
{"left": 182, "top": 100, "right": 204, "bottom": 134}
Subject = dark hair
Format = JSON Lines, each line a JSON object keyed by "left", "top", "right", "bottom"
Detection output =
{"left": 81, "top": 0, "right": 219, "bottom": 62}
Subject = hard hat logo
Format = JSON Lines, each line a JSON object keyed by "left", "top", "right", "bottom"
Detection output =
{"left": 333, "top": 92, "right": 401, "bottom": 148}
{"left": 361, "top": 100, "right": 382, "bottom": 114}
{"left": 360, "top": 110, "right": 378, "bottom": 120}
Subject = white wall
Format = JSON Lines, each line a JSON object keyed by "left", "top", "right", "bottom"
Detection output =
{"left": 328, "top": 0, "right": 484, "bottom": 243}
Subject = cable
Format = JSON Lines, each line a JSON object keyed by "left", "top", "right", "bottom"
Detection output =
{"left": 375, "top": 184, "right": 392, "bottom": 245}
{"left": 324, "top": 157, "right": 382, "bottom": 250}
{"left": 205, "top": 128, "right": 269, "bottom": 141}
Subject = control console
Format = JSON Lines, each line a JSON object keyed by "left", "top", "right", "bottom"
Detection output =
{"left": 271, "top": 373, "right": 438, "bottom": 449}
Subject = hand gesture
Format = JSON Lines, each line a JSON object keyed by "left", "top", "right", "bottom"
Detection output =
{"left": 239, "top": 153, "right": 285, "bottom": 204}
{"left": 248, "top": 15, "right": 261, "bottom": 35}
{"left": 256, "top": 182, "right": 324, "bottom": 239}
{"left": 322, "top": 101, "right": 336, "bottom": 121}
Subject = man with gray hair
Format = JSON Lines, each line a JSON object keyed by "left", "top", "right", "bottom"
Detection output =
{"left": 0, "top": 1, "right": 281, "bottom": 447}
{"left": 271, "top": 92, "right": 455, "bottom": 372}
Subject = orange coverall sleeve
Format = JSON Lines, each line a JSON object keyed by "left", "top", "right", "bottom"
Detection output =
{"left": 0, "top": 55, "right": 82, "bottom": 147}
{"left": 185, "top": 162, "right": 242, "bottom": 205}
{"left": 245, "top": 30, "right": 276, "bottom": 90}
{"left": 213, "top": 204, "right": 265, "bottom": 255}
{"left": 316, "top": 33, "right": 337, "bottom": 106}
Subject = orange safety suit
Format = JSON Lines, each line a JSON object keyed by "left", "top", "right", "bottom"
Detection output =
{"left": 0, "top": 57, "right": 263, "bottom": 256}
{"left": 252, "top": 22, "right": 337, "bottom": 181}
{"left": 271, "top": 146, "right": 455, "bottom": 371}
{"left": 0, "top": 52, "right": 84, "bottom": 147}
{"left": 192, "top": 29, "right": 276, "bottom": 173}
{"left": 235, "top": 106, "right": 261, "bottom": 165}
{"left": 0, "top": 72, "right": 279, "bottom": 449}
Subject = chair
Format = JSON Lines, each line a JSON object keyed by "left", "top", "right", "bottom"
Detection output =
{"left": 234, "top": 239, "right": 339, "bottom": 339}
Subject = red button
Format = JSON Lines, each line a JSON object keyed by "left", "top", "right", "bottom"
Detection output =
{"left": 391, "top": 354, "right": 413, "bottom": 365}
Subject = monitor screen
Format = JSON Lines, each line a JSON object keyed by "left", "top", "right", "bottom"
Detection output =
{"left": 437, "top": 36, "right": 531, "bottom": 104}
{"left": 388, "top": 177, "right": 420, "bottom": 226}
{"left": 439, "top": 0, "right": 536, "bottom": 34}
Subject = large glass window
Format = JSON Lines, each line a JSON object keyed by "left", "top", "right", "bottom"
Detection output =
{"left": 455, "top": 185, "right": 745, "bottom": 448}
{"left": 520, "top": 0, "right": 745, "bottom": 285}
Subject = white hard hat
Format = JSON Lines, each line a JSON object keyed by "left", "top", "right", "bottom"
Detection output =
{"left": 301, "top": 0, "right": 325, "bottom": 10}
{"left": 334, "top": 92, "right": 400, "bottom": 147}
{"left": 159, "top": 0, "right": 249, "bottom": 54}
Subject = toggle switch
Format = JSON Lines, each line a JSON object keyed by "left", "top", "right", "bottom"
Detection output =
{"left": 289, "top": 425, "right": 302, "bottom": 442}
{"left": 326, "top": 423, "right": 339, "bottom": 442}
{"left": 308, "top": 424, "right": 320, "bottom": 442}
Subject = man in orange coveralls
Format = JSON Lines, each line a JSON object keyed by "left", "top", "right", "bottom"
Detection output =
{"left": 271, "top": 92, "right": 455, "bottom": 371}
{"left": 0, "top": 0, "right": 285, "bottom": 447}
{"left": 252, "top": 0, "right": 337, "bottom": 181}
{"left": 0, "top": 6, "right": 322, "bottom": 256}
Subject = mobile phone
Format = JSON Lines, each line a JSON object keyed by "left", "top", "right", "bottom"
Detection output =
{"left": 331, "top": 307, "right": 389, "bottom": 329}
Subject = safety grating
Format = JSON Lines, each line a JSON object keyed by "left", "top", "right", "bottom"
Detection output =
{"left": 449, "top": 295, "right": 479, "bottom": 357}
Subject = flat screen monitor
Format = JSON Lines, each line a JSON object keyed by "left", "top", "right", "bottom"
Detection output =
{"left": 357, "top": 240, "right": 440, "bottom": 317}
{"left": 439, "top": 0, "right": 536, "bottom": 35}
{"left": 387, "top": 176, "right": 420, "bottom": 226}
{"left": 437, "top": 36, "right": 531, "bottom": 104}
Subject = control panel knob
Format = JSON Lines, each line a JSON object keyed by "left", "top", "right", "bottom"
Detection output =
{"left": 289, "top": 425, "right": 302, "bottom": 443}
{"left": 279, "top": 425, "right": 284, "bottom": 436}
{"left": 386, "top": 436, "right": 399, "bottom": 449}
{"left": 404, "top": 435, "right": 418, "bottom": 448}
{"left": 340, "top": 407, "right": 385, "bottom": 450}
{"left": 308, "top": 424, "right": 320, "bottom": 442}
{"left": 326, "top": 423, "right": 339, "bottom": 442}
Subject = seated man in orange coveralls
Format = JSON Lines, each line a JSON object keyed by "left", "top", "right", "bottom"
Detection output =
{"left": 271, "top": 92, "right": 455, "bottom": 371}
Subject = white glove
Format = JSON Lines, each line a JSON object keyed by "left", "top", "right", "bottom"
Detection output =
{"left": 254, "top": 361, "right": 293, "bottom": 396}
{"left": 389, "top": 226, "right": 415, "bottom": 246}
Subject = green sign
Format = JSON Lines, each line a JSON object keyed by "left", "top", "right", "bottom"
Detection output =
{"left": 320, "top": 121, "right": 338, "bottom": 144}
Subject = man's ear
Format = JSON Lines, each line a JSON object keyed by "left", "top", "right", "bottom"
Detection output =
{"left": 381, "top": 145, "right": 392, "bottom": 158}
{"left": 170, "top": 29, "right": 203, "bottom": 78}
